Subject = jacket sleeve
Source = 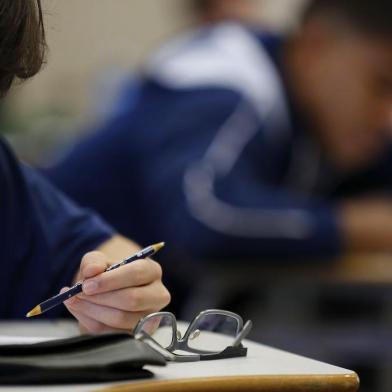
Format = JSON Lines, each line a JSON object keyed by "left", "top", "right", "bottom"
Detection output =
{"left": 132, "top": 84, "right": 344, "bottom": 262}
{"left": 44, "top": 82, "right": 344, "bottom": 263}
{"left": 0, "top": 139, "right": 114, "bottom": 318}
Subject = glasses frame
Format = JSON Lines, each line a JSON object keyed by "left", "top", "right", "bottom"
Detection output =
{"left": 134, "top": 309, "right": 252, "bottom": 362}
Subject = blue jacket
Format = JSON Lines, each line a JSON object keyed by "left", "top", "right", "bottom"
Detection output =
{"left": 0, "top": 138, "right": 113, "bottom": 318}
{"left": 44, "top": 23, "right": 392, "bottom": 264}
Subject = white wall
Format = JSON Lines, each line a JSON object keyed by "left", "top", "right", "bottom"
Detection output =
{"left": 5, "top": 0, "right": 307, "bottom": 140}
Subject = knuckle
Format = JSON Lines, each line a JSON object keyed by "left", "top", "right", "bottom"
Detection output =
{"left": 161, "top": 287, "right": 171, "bottom": 307}
{"left": 152, "top": 261, "right": 163, "bottom": 279}
{"left": 146, "top": 259, "right": 162, "bottom": 280}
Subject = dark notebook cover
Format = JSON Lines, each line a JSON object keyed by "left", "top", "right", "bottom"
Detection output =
{"left": 0, "top": 333, "right": 166, "bottom": 384}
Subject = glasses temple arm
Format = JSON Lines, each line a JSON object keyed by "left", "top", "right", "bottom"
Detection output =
{"left": 135, "top": 331, "right": 177, "bottom": 361}
{"left": 232, "top": 320, "right": 253, "bottom": 347}
{"left": 136, "top": 331, "right": 202, "bottom": 362}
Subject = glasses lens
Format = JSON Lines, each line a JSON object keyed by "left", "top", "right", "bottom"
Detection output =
{"left": 187, "top": 313, "right": 239, "bottom": 352}
{"left": 139, "top": 314, "right": 174, "bottom": 349}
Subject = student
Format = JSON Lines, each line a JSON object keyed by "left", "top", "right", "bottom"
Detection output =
{"left": 45, "top": 0, "right": 392, "bottom": 263}
{"left": 0, "top": 0, "right": 170, "bottom": 332}
{"left": 189, "top": 0, "right": 257, "bottom": 25}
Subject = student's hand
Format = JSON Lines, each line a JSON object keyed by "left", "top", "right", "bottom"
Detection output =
{"left": 62, "top": 237, "right": 171, "bottom": 334}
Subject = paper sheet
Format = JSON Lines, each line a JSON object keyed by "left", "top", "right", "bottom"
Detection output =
{"left": 0, "top": 335, "right": 55, "bottom": 345}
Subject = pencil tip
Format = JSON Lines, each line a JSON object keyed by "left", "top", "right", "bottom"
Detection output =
{"left": 26, "top": 305, "right": 42, "bottom": 318}
{"left": 152, "top": 242, "right": 165, "bottom": 253}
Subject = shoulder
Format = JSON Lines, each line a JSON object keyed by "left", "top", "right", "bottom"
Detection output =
{"left": 0, "top": 138, "right": 24, "bottom": 191}
{"left": 146, "top": 23, "right": 288, "bottom": 121}
{"left": 0, "top": 137, "right": 16, "bottom": 168}
{"left": 0, "top": 138, "right": 50, "bottom": 195}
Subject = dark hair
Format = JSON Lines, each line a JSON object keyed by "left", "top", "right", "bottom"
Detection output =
{"left": 0, "top": 0, "right": 46, "bottom": 97}
{"left": 189, "top": 0, "right": 219, "bottom": 16}
{"left": 303, "top": 0, "right": 392, "bottom": 38}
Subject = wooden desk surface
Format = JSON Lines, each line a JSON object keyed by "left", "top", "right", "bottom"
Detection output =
{"left": 0, "top": 321, "right": 359, "bottom": 392}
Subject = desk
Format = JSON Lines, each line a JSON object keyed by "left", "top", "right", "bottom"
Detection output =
{"left": 0, "top": 321, "right": 358, "bottom": 392}
{"left": 182, "top": 254, "right": 392, "bottom": 391}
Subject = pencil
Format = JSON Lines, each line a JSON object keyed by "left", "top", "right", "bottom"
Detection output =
{"left": 26, "top": 242, "right": 165, "bottom": 317}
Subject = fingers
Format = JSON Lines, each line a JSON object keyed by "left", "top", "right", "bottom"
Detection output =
{"left": 78, "top": 280, "right": 171, "bottom": 312}
{"left": 79, "top": 251, "right": 110, "bottom": 280}
{"left": 66, "top": 305, "right": 112, "bottom": 334}
{"left": 65, "top": 296, "right": 148, "bottom": 330}
{"left": 61, "top": 287, "right": 109, "bottom": 334}
{"left": 66, "top": 251, "right": 171, "bottom": 334}
{"left": 82, "top": 258, "right": 162, "bottom": 295}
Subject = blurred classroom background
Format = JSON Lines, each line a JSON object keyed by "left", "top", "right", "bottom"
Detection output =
{"left": 0, "top": 0, "right": 306, "bottom": 162}
{"left": 1, "top": 1, "right": 391, "bottom": 392}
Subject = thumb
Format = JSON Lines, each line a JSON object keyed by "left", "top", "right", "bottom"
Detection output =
{"left": 79, "top": 251, "right": 109, "bottom": 280}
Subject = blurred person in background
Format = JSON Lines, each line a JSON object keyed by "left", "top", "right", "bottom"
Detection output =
{"left": 85, "top": 0, "right": 259, "bottom": 136}
{"left": 44, "top": 0, "right": 392, "bottom": 273}
{"left": 190, "top": 0, "right": 257, "bottom": 25}
{"left": 0, "top": 0, "right": 170, "bottom": 330}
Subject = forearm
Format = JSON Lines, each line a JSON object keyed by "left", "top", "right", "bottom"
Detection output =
{"left": 160, "top": 197, "right": 344, "bottom": 261}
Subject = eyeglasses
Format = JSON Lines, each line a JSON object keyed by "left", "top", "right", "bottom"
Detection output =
{"left": 133, "top": 309, "right": 252, "bottom": 362}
